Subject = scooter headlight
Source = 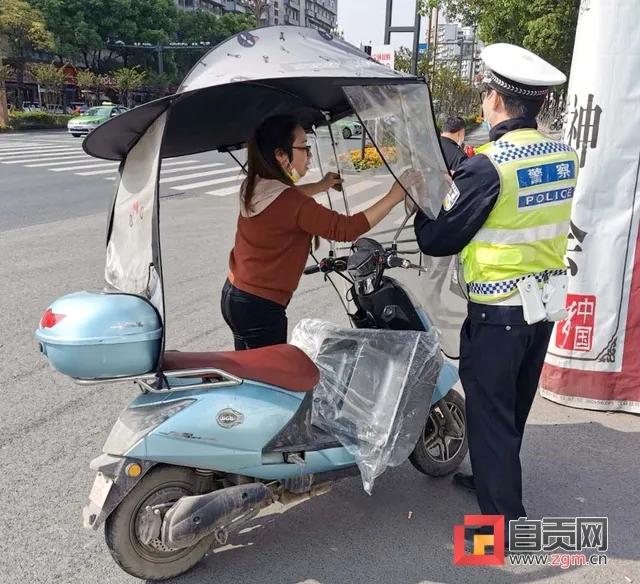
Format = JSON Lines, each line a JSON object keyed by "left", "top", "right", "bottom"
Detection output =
{"left": 103, "top": 399, "right": 195, "bottom": 455}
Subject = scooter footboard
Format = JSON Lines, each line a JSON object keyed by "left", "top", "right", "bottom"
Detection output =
{"left": 83, "top": 454, "right": 156, "bottom": 530}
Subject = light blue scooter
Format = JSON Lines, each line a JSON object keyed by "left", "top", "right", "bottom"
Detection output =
{"left": 37, "top": 238, "right": 466, "bottom": 581}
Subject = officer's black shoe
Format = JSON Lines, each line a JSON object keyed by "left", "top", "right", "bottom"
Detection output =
{"left": 453, "top": 472, "right": 476, "bottom": 492}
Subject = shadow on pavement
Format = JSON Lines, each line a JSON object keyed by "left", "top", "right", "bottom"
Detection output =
{"left": 154, "top": 420, "right": 638, "bottom": 584}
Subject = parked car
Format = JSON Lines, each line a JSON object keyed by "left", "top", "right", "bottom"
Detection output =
{"left": 338, "top": 119, "right": 363, "bottom": 139}
{"left": 46, "top": 104, "right": 66, "bottom": 114}
{"left": 22, "top": 101, "right": 42, "bottom": 112}
{"left": 67, "top": 105, "right": 129, "bottom": 137}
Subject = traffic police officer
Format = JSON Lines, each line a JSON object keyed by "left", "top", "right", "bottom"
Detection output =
{"left": 414, "top": 43, "right": 579, "bottom": 547}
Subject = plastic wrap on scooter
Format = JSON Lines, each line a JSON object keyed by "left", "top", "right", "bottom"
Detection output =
{"left": 291, "top": 319, "right": 443, "bottom": 494}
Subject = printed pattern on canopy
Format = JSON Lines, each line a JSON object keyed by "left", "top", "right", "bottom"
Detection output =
{"left": 84, "top": 26, "right": 415, "bottom": 162}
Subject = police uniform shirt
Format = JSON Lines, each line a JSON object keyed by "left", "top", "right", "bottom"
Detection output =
{"left": 439, "top": 135, "right": 469, "bottom": 172}
{"left": 415, "top": 116, "right": 538, "bottom": 256}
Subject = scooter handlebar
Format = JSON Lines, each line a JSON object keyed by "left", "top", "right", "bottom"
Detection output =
{"left": 303, "top": 264, "right": 321, "bottom": 275}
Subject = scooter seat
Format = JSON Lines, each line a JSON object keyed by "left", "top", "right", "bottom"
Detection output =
{"left": 162, "top": 345, "right": 319, "bottom": 392}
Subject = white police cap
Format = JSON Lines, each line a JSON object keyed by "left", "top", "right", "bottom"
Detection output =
{"left": 481, "top": 43, "right": 567, "bottom": 100}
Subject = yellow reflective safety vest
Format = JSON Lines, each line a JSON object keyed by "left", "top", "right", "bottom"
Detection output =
{"left": 460, "top": 128, "right": 579, "bottom": 303}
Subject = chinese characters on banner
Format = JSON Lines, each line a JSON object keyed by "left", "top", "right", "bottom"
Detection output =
{"left": 567, "top": 93, "right": 602, "bottom": 168}
{"left": 556, "top": 294, "right": 597, "bottom": 352}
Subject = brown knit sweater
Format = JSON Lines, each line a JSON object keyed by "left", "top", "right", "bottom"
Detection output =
{"left": 229, "top": 187, "right": 370, "bottom": 306}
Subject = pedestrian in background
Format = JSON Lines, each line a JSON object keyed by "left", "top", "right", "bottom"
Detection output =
{"left": 439, "top": 116, "right": 468, "bottom": 173}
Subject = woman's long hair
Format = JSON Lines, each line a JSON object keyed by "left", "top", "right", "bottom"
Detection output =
{"left": 243, "top": 115, "right": 300, "bottom": 213}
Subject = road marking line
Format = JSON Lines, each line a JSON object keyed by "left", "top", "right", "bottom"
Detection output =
{"left": 50, "top": 161, "right": 119, "bottom": 171}
{"left": 343, "top": 179, "right": 384, "bottom": 197}
{"left": 3, "top": 155, "right": 91, "bottom": 164}
{"left": 170, "top": 175, "right": 244, "bottom": 190}
{"left": 160, "top": 162, "right": 223, "bottom": 174}
{"left": 205, "top": 184, "right": 242, "bottom": 197}
{"left": 0, "top": 144, "right": 82, "bottom": 154}
{"left": 160, "top": 167, "right": 240, "bottom": 184}
{"left": 75, "top": 167, "right": 123, "bottom": 176}
{"left": 161, "top": 159, "right": 199, "bottom": 167}
{"left": 0, "top": 148, "right": 81, "bottom": 160}
{"left": 25, "top": 156, "right": 96, "bottom": 167}
{"left": 76, "top": 159, "right": 199, "bottom": 176}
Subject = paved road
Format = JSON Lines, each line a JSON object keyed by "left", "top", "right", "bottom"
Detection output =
{"left": 0, "top": 131, "right": 638, "bottom": 584}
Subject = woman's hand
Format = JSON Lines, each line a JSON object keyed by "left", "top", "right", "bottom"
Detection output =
{"left": 319, "top": 172, "right": 343, "bottom": 192}
{"left": 297, "top": 172, "right": 343, "bottom": 197}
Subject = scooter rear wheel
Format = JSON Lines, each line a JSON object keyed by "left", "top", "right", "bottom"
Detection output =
{"left": 105, "top": 466, "right": 215, "bottom": 581}
{"left": 409, "top": 389, "right": 468, "bottom": 477}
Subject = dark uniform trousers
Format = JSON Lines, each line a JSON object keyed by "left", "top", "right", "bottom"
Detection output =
{"left": 460, "top": 301, "right": 554, "bottom": 524}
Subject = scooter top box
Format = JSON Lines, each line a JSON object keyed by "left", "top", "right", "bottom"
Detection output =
{"left": 35, "top": 291, "right": 162, "bottom": 380}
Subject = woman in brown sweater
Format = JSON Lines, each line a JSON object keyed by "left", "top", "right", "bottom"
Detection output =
{"left": 222, "top": 114, "right": 415, "bottom": 350}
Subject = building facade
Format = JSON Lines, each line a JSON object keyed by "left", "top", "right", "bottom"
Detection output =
{"left": 430, "top": 20, "right": 483, "bottom": 83}
{"left": 174, "top": 0, "right": 226, "bottom": 14}
{"left": 175, "top": 0, "right": 338, "bottom": 34}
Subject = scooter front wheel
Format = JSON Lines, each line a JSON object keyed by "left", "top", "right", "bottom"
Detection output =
{"left": 105, "top": 466, "right": 215, "bottom": 581}
{"left": 409, "top": 389, "right": 468, "bottom": 477}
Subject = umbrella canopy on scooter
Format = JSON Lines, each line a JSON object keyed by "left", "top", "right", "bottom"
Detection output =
{"left": 84, "top": 26, "right": 418, "bottom": 161}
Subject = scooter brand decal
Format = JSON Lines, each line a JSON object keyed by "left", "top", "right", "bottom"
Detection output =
{"left": 217, "top": 409, "right": 244, "bottom": 429}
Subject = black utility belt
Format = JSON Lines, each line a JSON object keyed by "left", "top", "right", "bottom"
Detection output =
{"left": 467, "top": 302, "right": 530, "bottom": 325}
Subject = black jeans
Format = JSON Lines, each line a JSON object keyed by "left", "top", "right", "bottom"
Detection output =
{"left": 459, "top": 302, "right": 554, "bottom": 525}
{"left": 220, "top": 279, "right": 288, "bottom": 350}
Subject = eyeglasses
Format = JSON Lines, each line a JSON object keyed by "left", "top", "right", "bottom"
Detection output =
{"left": 292, "top": 145, "right": 312, "bottom": 156}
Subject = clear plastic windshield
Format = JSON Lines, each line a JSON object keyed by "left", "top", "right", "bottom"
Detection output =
{"left": 305, "top": 87, "right": 466, "bottom": 358}
{"left": 342, "top": 83, "right": 451, "bottom": 219}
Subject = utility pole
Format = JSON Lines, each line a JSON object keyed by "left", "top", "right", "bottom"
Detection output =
{"left": 384, "top": 0, "right": 421, "bottom": 75}
{"left": 469, "top": 26, "right": 476, "bottom": 84}
{"left": 432, "top": 8, "right": 439, "bottom": 70}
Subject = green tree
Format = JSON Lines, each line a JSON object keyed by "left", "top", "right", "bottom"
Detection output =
{"left": 428, "top": 63, "right": 481, "bottom": 117}
{"left": 523, "top": 0, "right": 580, "bottom": 76}
{"left": 29, "top": 62, "right": 65, "bottom": 108}
{"left": 173, "top": 11, "right": 256, "bottom": 80}
{"left": 0, "top": 0, "right": 54, "bottom": 105}
{"left": 30, "top": 0, "right": 178, "bottom": 72}
{"left": 394, "top": 46, "right": 429, "bottom": 77}
{"left": 113, "top": 66, "right": 146, "bottom": 107}
{"left": 238, "top": 0, "right": 270, "bottom": 26}
{"left": 76, "top": 68, "right": 105, "bottom": 105}
{"left": 146, "top": 71, "right": 170, "bottom": 94}
{"left": 430, "top": 0, "right": 579, "bottom": 76}
{"left": 0, "top": 0, "right": 53, "bottom": 57}
{"left": 395, "top": 45, "right": 479, "bottom": 117}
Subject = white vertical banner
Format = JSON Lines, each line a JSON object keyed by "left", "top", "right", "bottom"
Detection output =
{"left": 541, "top": 0, "right": 640, "bottom": 412}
